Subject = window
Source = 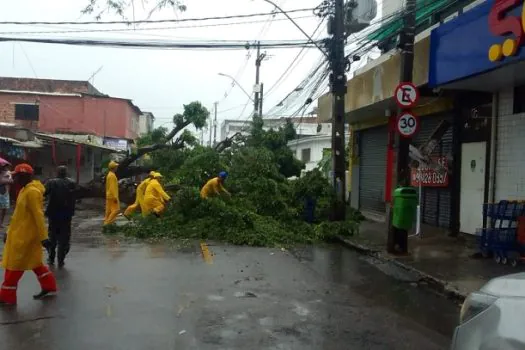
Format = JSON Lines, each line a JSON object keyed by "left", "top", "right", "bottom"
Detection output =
{"left": 514, "top": 85, "right": 525, "bottom": 114}
{"left": 15, "top": 104, "right": 39, "bottom": 121}
{"left": 301, "top": 148, "right": 311, "bottom": 163}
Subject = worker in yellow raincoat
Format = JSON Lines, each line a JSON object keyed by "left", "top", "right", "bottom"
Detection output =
{"left": 123, "top": 171, "right": 155, "bottom": 219}
{"left": 0, "top": 163, "right": 57, "bottom": 305}
{"left": 200, "top": 171, "right": 230, "bottom": 199}
{"left": 104, "top": 161, "right": 120, "bottom": 225}
{"left": 143, "top": 172, "right": 171, "bottom": 217}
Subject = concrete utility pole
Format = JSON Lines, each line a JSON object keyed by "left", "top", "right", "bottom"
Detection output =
{"left": 253, "top": 42, "right": 266, "bottom": 118}
{"left": 387, "top": 0, "right": 417, "bottom": 254}
{"left": 259, "top": 83, "right": 264, "bottom": 117}
{"left": 213, "top": 101, "right": 218, "bottom": 146}
{"left": 328, "top": 0, "right": 348, "bottom": 221}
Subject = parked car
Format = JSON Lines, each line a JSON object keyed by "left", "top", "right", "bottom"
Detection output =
{"left": 451, "top": 273, "right": 525, "bottom": 349}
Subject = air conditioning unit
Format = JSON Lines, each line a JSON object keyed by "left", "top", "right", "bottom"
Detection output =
{"left": 346, "top": 0, "right": 378, "bottom": 34}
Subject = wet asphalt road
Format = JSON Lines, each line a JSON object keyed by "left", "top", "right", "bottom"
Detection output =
{"left": 0, "top": 213, "right": 459, "bottom": 350}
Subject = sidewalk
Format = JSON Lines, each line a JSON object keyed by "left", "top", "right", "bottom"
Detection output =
{"left": 338, "top": 220, "right": 523, "bottom": 300}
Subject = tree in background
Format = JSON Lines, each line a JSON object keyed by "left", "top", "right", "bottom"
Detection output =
{"left": 82, "top": 0, "right": 186, "bottom": 19}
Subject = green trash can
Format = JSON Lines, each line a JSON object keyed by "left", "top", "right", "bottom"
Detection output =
{"left": 392, "top": 187, "right": 418, "bottom": 230}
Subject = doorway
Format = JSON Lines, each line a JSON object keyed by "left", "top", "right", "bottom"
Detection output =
{"left": 460, "top": 142, "right": 487, "bottom": 234}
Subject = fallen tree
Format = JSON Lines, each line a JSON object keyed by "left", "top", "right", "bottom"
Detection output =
{"left": 106, "top": 116, "right": 364, "bottom": 246}
{"left": 78, "top": 101, "right": 209, "bottom": 202}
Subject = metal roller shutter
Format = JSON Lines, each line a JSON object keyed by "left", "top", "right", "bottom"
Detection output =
{"left": 412, "top": 114, "right": 453, "bottom": 228}
{"left": 359, "top": 125, "right": 388, "bottom": 216}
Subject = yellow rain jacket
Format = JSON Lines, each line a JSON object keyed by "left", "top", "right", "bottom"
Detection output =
{"left": 2, "top": 180, "right": 47, "bottom": 271}
{"left": 200, "top": 177, "right": 228, "bottom": 199}
{"left": 136, "top": 178, "right": 151, "bottom": 206}
{"left": 104, "top": 170, "right": 120, "bottom": 225}
{"left": 143, "top": 179, "right": 171, "bottom": 215}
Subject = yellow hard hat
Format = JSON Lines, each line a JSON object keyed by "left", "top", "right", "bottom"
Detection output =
{"left": 108, "top": 161, "right": 119, "bottom": 170}
{"left": 149, "top": 171, "right": 156, "bottom": 177}
{"left": 154, "top": 172, "right": 163, "bottom": 178}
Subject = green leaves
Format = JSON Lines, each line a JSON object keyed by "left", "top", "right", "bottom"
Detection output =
{"left": 180, "top": 101, "right": 209, "bottom": 130}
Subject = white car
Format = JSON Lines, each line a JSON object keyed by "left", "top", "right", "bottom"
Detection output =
{"left": 451, "top": 273, "right": 525, "bottom": 349}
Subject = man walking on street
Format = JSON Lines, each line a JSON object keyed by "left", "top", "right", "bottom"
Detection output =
{"left": 45, "top": 166, "right": 76, "bottom": 267}
{"left": 104, "top": 161, "right": 120, "bottom": 225}
{"left": 0, "top": 163, "right": 57, "bottom": 305}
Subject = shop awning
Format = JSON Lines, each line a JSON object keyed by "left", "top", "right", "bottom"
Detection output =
{"left": 368, "top": 0, "right": 449, "bottom": 41}
{"left": 35, "top": 133, "right": 124, "bottom": 153}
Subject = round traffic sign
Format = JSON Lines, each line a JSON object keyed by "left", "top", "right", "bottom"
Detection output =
{"left": 397, "top": 112, "right": 419, "bottom": 137}
{"left": 394, "top": 82, "right": 419, "bottom": 108}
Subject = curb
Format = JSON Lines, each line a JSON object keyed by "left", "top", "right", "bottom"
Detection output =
{"left": 336, "top": 235, "right": 467, "bottom": 302}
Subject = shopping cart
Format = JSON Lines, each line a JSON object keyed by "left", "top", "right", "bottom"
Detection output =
{"left": 477, "top": 201, "right": 525, "bottom": 266}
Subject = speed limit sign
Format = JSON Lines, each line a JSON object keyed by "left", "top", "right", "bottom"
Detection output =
{"left": 397, "top": 112, "right": 419, "bottom": 137}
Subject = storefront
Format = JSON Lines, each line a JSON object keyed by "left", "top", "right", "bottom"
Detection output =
{"left": 411, "top": 113, "right": 454, "bottom": 228}
{"left": 428, "top": 0, "right": 525, "bottom": 233}
{"left": 357, "top": 125, "right": 388, "bottom": 217}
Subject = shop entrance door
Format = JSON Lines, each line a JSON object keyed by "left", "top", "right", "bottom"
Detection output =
{"left": 460, "top": 142, "right": 486, "bottom": 235}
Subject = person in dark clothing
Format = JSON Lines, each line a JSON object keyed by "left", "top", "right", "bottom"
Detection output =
{"left": 44, "top": 166, "right": 77, "bottom": 267}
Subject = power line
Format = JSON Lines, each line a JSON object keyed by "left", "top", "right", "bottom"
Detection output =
{"left": 0, "top": 37, "right": 321, "bottom": 50}
{"left": 3, "top": 15, "right": 315, "bottom": 37}
{"left": 0, "top": 8, "right": 316, "bottom": 26}
{"left": 264, "top": 18, "right": 325, "bottom": 98}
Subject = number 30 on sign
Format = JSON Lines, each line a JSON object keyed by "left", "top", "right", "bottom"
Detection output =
{"left": 397, "top": 112, "right": 419, "bottom": 138}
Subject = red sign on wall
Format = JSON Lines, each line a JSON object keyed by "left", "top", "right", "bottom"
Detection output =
{"left": 410, "top": 156, "right": 449, "bottom": 187}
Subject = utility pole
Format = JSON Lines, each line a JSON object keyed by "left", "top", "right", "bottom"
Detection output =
{"left": 253, "top": 41, "right": 266, "bottom": 118}
{"left": 387, "top": 0, "right": 417, "bottom": 254}
{"left": 208, "top": 120, "right": 212, "bottom": 147}
{"left": 213, "top": 101, "right": 218, "bottom": 146}
{"left": 259, "top": 83, "right": 264, "bottom": 117}
{"left": 328, "top": 0, "right": 347, "bottom": 221}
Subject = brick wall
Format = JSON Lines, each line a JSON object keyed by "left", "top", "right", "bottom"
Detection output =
{"left": 0, "top": 93, "right": 139, "bottom": 139}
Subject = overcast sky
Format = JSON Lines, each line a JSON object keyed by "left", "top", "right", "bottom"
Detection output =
{"left": 0, "top": 0, "right": 332, "bottom": 140}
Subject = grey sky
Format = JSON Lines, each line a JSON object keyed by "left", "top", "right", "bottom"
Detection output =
{"left": 0, "top": 0, "right": 326, "bottom": 135}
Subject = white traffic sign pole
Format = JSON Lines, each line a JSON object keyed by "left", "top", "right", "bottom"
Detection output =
{"left": 416, "top": 166, "right": 422, "bottom": 238}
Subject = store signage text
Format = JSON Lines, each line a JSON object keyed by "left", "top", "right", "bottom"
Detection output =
{"left": 410, "top": 156, "right": 449, "bottom": 187}
{"left": 488, "top": 0, "right": 525, "bottom": 62}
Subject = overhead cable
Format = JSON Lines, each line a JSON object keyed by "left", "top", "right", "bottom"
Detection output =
{"left": 0, "top": 8, "right": 316, "bottom": 26}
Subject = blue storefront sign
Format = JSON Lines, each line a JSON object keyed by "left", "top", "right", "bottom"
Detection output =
{"left": 429, "top": 0, "right": 525, "bottom": 87}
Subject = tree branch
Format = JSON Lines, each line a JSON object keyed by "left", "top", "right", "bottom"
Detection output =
{"left": 116, "top": 121, "right": 190, "bottom": 177}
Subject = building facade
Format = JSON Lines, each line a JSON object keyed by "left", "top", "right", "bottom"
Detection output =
{"left": 220, "top": 116, "right": 332, "bottom": 141}
{"left": 139, "top": 112, "right": 155, "bottom": 136}
{"left": 317, "top": 0, "right": 483, "bottom": 231}
{"left": 428, "top": 0, "right": 525, "bottom": 234}
{"left": 0, "top": 77, "right": 141, "bottom": 140}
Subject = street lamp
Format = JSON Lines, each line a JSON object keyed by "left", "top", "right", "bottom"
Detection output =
{"left": 218, "top": 73, "right": 254, "bottom": 102}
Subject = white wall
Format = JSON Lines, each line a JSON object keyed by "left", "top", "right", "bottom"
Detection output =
{"left": 290, "top": 137, "right": 331, "bottom": 172}
{"left": 31, "top": 143, "right": 96, "bottom": 184}
{"left": 495, "top": 88, "right": 525, "bottom": 200}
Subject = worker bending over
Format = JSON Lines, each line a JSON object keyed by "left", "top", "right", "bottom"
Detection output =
{"left": 0, "top": 163, "right": 57, "bottom": 305}
{"left": 104, "top": 161, "right": 120, "bottom": 225}
{"left": 124, "top": 171, "right": 155, "bottom": 219}
{"left": 200, "top": 171, "right": 230, "bottom": 199}
{"left": 143, "top": 172, "right": 171, "bottom": 217}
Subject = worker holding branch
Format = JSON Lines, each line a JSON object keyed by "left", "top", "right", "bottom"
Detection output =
{"left": 143, "top": 172, "right": 171, "bottom": 217}
{"left": 200, "top": 171, "right": 230, "bottom": 199}
{"left": 124, "top": 171, "right": 155, "bottom": 219}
